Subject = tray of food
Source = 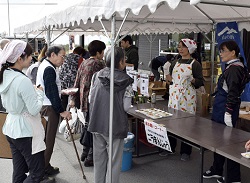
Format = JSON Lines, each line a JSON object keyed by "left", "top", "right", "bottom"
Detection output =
{"left": 61, "top": 88, "right": 79, "bottom": 95}
{"left": 135, "top": 108, "right": 173, "bottom": 119}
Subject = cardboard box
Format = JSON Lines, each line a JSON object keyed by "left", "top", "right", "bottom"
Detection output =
{"left": 0, "top": 113, "right": 47, "bottom": 159}
{"left": 202, "top": 69, "right": 211, "bottom": 77}
{"left": 214, "top": 61, "right": 220, "bottom": 68}
{"left": 202, "top": 61, "right": 211, "bottom": 69}
{"left": 204, "top": 81, "right": 216, "bottom": 93}
{"left": 196, "top": 92, "right": 209, "bottom": 117}
{"left": 148, "top": 81, "right": 167, "bottom": 96}
{"left": 213, "top": 68, "right": 218, "bottom": 75}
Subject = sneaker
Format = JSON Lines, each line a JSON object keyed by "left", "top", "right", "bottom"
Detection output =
{"left": 45, "top": 165, "right": 60, "bottom": 176}
{"left": 203, "top": 169, "right": 222, "bottom": 179}
{"left": 180, "top": 153, "right": 190, "bottom": 161}
{"left": 40, "top": 176, "right": 55, "bottom": 183}
{"left": 159, "top": 150, "right": 175, "bottom": 157}
{"left": 84, "top": 159, "right": 94, "bottom": 167}
{"left": 217, "top": 177, "right": 241, "bottom": 183}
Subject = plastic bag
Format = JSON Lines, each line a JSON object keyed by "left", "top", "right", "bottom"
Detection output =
{"left": 61, "top": 108, "right": 85, "bottom": 142}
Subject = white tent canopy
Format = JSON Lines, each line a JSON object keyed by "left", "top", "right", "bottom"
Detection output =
{"left": 14, "top": 0, "right": 250, "bottom": 36}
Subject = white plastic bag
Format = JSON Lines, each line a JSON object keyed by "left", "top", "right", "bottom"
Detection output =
{"left": 59, "top": 107, "right": 85, "bottom": 142}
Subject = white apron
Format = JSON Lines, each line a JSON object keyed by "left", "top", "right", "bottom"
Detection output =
{"left": 22, "top": 112, "right": 46, "bottom": 155}
{"left": 168, "top": 60, "right": 196, "bottom": 114}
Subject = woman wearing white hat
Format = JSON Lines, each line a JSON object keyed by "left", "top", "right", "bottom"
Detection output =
{"left": 0, "top": 40, "right": 53, "bottom": 182}
{"left": 166, "top": 38, "right": 204, "bottom": 161}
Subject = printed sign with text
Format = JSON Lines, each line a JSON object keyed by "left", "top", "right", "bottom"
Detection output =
{"left": 144, "top": 119, "right": 172, "bottom": 152}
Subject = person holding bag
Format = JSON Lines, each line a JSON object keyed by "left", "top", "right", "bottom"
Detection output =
{"left": 0, "top": 40, "right": 53, "bottom": 183}
{"left": 69, "top": 40, "right": 106, "bottom": 167}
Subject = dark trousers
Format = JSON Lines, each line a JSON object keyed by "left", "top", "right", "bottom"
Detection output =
{"left": 7, "top": 136, "right": 45, "bottom": 183}
{"left": 61, "top": 94, "right": 69, "bottom": 111}
{"left": 168, "top": 136, "right": 192, "bottom": 155}
{"left": 41, "top": 105, "right": 60, "bottom": 169}
{"left": 81, "top": 106, "right": 93, "bottom": 161}
{"left": 210, "top": 152, "right": 241, "bottom": 182}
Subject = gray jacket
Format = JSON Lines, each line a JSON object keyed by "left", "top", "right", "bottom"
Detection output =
{"left": 88, "top": 67, "right": 133, "bottom": 139}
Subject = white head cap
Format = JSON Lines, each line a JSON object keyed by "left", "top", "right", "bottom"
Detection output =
{"left": 181, "top": 38, "right": 197, "bottom": 54}
{"left": 0, "top": 40, "right": 27, "bottom": 67}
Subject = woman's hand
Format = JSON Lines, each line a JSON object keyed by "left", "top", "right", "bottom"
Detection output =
{"left": 166, "top": 74, "right": 173, "bottom": 85}
{"left": 69, "top": 100, "right": 75, "bottom": 108}
{"left": 60, "top": 111, "right": 72, "bottom": 121}
{"left": 245, "top": 140, "right": 250, "bottom": 151}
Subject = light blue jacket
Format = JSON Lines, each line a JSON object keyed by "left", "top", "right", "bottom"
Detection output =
{"left": 0, "top": 69, "right": 44, "bottom": 139}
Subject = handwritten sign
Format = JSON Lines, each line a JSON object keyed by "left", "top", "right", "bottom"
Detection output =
{"left": 140, "top": 74, "right": 149, "bottom": 96}
{"left": 144, "top": 119, "right": 172, "bottom": 152}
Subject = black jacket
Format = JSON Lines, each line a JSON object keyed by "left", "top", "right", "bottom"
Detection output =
{"left": 125, "top": 45, "right": 139, "bottom": 70}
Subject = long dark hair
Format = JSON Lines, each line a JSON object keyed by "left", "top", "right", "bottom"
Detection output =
{"left": 0, "top": 43, "right": 33, "bottom": 84}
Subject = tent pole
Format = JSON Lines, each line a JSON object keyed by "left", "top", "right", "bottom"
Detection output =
{"left": 28, "top": 30, "right": 45, "bottom": 43}
{"left": 108, "top": 13, "right": 116, "bottom": 183}
{"left": 50, "top": 28, "right": 69, "bottom": 44}
{"left": 195, "top": 25, "right": 212, "bottom": 43}
{"left": 46, "top": 26, "right": 51, "bottom": 47}
{"left": 25, "top": 33, "right": 29, "bottom": 43}
{"left": 182, "top": 0, "right": 250, "bottom": 8}
{"left": 100, "top": 20, "right": 111, "bottom": 39}
{"left": 116, "top": 11, "right": 152, "bottom": 43}
{"left": 210, "top": 24, "right": 216, "bottom": 109}
{"left": 114, "top": 10, "right": 130, "bottom": 41}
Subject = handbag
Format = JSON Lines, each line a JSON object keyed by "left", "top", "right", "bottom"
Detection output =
{"left": 63, "top": 107, "right": 85, "bottom": 142}
{"left": 80, "top": 125, "right": 93, "bottom": 147}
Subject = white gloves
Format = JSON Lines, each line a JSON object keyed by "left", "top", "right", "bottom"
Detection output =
{"left": 224, "top": 112, "right": 233, "bottom": 127}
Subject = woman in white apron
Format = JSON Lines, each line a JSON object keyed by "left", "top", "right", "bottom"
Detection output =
{"left": 165, "top": 39, "right": 204, "bottom": 161}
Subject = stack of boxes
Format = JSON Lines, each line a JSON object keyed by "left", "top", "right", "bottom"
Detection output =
{"left": 202, "top": 61, "right": 212, "bottom": 94}
{"left": 201, "top": 61, "right": 221, "bottom": 94}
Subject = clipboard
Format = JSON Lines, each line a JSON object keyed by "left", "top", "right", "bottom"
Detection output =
{"left": 0, "top": 112, "right": 47, "bottom": 159}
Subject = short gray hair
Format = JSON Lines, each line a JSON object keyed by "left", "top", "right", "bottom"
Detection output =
{"left": 105, "top": 47, "right": 125, "bottom": 69}
{"left": 46, "top": 45, "right": 65, "bottom": 57}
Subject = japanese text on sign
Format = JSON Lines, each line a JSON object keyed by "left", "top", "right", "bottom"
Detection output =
{"left": 144, "top": 119, "right": 172, "bottom": 152}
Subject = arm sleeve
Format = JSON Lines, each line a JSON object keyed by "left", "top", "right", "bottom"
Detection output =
{"left": 123, "top": 85, "right": 133, "bottom": 112}
{"left": 19, "top": 78, "right": 44, "bottom": 116}
{"left": 224, "top": 66, "right": 244, "bottom": 114}
{"left": 43, "top": 67, "right": 64, "bottom": 113}
{"left": 192, "top": 61, "right": 204, "bottom": 88}
{"left": 88, "top": 72, "right": 98, "bottom": 104}
{"left": 163, "top": 61, "right": 171, "bottom": 75}
{"left": 71, "top": 63, "right": 84, "bottom": 101}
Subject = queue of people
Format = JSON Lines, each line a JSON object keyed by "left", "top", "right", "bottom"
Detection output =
{"left": 1, "top": 36, "right": 250, "bottom": 183}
